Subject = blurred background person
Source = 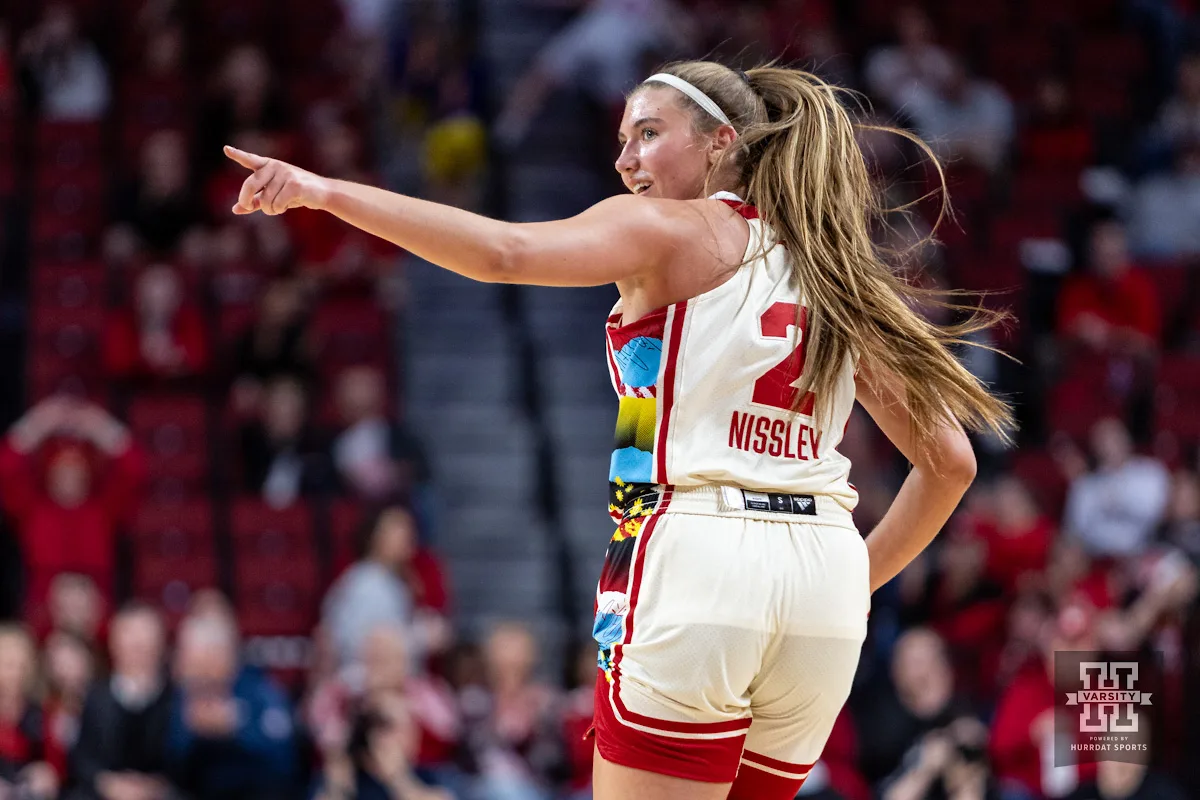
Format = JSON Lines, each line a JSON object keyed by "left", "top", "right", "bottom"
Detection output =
{"left": 238, "top": 376, "right": 330, "bottom": 506}
{"left": 1057, "top": 218, "right": 1160, "bottom": 358}
{"left": 1064, "top": 418, "right": 1170, "bottom": 558}
{"left": 0, "top": 624, "right": 59, "bottom": 800}
{"left": 108, "top": 130, "right": 199, "bottom": 258}
{"left": 0, "top": 398, "right": 144, "bottom": 624}
{"left": 309, "top": 624, "right": 460, "bottom": 800}
{"left": 228, "top": 277, "right": 315, "bottom": 415}
{"left": 864, "top": 5, "right": 954, "bottom": 112}
{"left": 16, "top": 3, "right": 109, "bottom": 121}
{"left": 460, "top": 622, "right": 558, "bottom": 800}
{"left": 68, "top": 603, "right": 175, "bottom": 800}
{"left": 330, "top": 366, "right": 428, "bottom": 502}
{"left": 166, "top": 613, "right": 297, "bottom": 800}
{"left": 102, "top": 264, "right": 209, "bottom": 383}
{"left": 40, "top": 629, "right": 94, "bottom": 781}
{"left": 322, "top": 508, "right": 417, "bottom": 669}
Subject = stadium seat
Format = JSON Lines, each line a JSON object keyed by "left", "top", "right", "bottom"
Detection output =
{"left": 1047, "top": 358, "right": 1125, "bottom": 438}
{"left": 129, "top": 499, "right": 218, "bottom": 620}
{"left": 229, "top": 497, "right": 317, "bottom": 559}
{"left": 989, "top": 215, "right": 1063, "bottom": 266}
{"left": 1140, "top": 262, "right": 1191, "bottom": 342}
{"left": 31, "top": 306, "right": 107, "bottom": 367}
{"left": 27, "top": 356, "right": 105, "bottom": 402}
{"left": 1010, "top": 449, "right": 1070, "bottom": 519}
{"left": 30, "top": 261, "right": 107, "bottom": 311}
{"left": 1155, "top": 355, "right": 1200, "bottom": 440}
{"left": 1073, "top": 34, "right": 1146, "bottom": 81}
{"left": 232, "top": 553, "right": 321, "bottom": 639}
{"left": 128, "top": 395, "right": 210, "bottom": 495}
{"left": 1073, "top": 82, "right": 1132, "bottom": 121}
{"left": 229, "top": 498, "right": 321, "bottom": 636}
{"left": 310, "top": 300, "right": 392, "bottom": 367}
{"left": 1009, "top": 170, "right": 1083, "bottom": 216}
{"left": 328, "top": 498, "right": 365, "bottom": 578}
{"left": 34, "top": 121, "right": 104, "bottom": 171}
{"left": 29, "top": 215, "right": 98, "bottom": 263}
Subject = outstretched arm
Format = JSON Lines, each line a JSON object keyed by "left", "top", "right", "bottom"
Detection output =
{"left": 855, "top": 366, "right": 978, "bottom": 594}
{"left": 223, "top": 146, "right": 696, "bottom": 287}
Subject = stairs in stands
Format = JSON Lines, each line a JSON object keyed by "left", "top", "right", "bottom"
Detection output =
{"left": 403, "top": 259, "right": 559, "bottom": 651}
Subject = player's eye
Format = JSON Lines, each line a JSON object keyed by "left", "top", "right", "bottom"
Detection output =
{"left": 642, "top": 128, "right": 657, "bottom": 140}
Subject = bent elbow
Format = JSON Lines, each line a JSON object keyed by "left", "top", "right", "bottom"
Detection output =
{"left": 940, "top": 435, "right": 978, "bottom": 489}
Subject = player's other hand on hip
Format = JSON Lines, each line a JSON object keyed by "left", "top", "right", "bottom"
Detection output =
{"left": 224, "top": 145, "right": 330, "bottom": 216}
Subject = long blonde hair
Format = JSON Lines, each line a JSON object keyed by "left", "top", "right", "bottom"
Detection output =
{"left": 636, "top": 61, "right": 1013, "bottom": 447}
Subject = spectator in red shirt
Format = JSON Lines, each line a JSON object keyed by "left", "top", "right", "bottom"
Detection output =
{"left": 1057, "top": 218, "right": 1160, "bottom": 356}
{"left": 0, "top": 624, "right": 59, "bottom": 800}
{"left": 0, "top": 397, "right": 145, "bottom": 619}
{"left": 1020, "top": 75, "right": 1094, "bottom": 170}
{"left": 990, "top": 597, "right": 1099, "bottom": 799}
{"left": 102, "top": 263, "right": 210, "bottom": 382}
{"left": 968, "top": 476, "right": 1056, "bottom": 596}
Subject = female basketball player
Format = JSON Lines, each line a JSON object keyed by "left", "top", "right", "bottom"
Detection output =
{"left": 226, "top": 61, "right": 1011, "bottom": 800}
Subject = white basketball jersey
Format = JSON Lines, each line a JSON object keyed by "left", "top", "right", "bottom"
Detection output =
{"left": 604, "top": 194, "right": 858, "bottom": 521}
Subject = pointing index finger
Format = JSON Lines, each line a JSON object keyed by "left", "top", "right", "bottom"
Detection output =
{"left": 224, "top": 145, "right": 269, "bottom": 171}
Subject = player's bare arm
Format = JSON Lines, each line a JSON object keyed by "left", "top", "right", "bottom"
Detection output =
{"left": 854, "top": 365, "right": 978, "bottom": 594}
{"left": 223, "top": 145, "right": 709, "bottom": 289}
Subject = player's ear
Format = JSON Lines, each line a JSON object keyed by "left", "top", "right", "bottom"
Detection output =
{"left": 708, "top": 124, "right": 738, "bottom": 166}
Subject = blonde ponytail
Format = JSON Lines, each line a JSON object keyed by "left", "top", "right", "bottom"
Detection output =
{"left": 637, "top": 62, "right": 1014, "bottom": 447}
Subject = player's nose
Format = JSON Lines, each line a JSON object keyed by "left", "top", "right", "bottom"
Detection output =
{"left": 614, "top": 142, "right": 637, "bottom": 174}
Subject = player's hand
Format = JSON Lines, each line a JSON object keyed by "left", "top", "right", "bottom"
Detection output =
{"left": 224, "top": 145, "right": 330, "bottom": 216}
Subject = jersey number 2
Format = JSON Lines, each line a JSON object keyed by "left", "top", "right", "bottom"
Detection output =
{"left": 752, "top": 302, "right": 815, "bottom": 415}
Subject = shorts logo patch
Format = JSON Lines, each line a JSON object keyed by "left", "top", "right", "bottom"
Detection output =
{"left": 742, "top": 490, "right": 818, "bottom": 515}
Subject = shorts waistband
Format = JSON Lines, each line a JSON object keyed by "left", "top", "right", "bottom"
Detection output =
{"left": 658, "top": 485, "right": 856, "bottom": 529}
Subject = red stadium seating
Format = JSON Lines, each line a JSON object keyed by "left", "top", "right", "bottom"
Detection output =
{"left": 34, "top": 121, "right": 105, "bottom": 171}
{"left": 1009, "top": 171, "right": 1083, "bottom": 216}
{"left": 31, "top": 306, "right": 107, "bottom": 366}
{"left": 27, "top": 356, "right": 105, "bottom": 402}
{"left": 1073, "top": 82, "right": 1132, "bottom": 121}
{"left": 989, "top": 215, "right": 1063, "bottom": 266}
{"left": 127, "top": 394, "right": 210, "bottom": 496}
{"left": 228, "top": 498, "right": 320, "bottom": 635}
{"left": 328, "top": 498, "right": 365, "bottom": 578}
{"left": 1155, "top": 355, "right": 1200, "bottom": 440}
{"left": 310, "top": 300, "right": 391, "bottom": 367}
{"left": 129, "top": 500, "right": 218, "bottom": 621}
{"left": 1011, "top": 449, "right": 1070, "bottom": 519}
{"left": 229, "top": 497, "right": 316, "bottom": 557}
{"left": 30, "top": 261, "right": 108, "bottom": 311}
{"left": 1140, "top": 262, "right": 1191, "bottom": 340}
{"left": 1047, "top": 358, "right": 1126, "bottom": 438}
{"left": 1073, "top": 34, "right": 1146, "bottom": 81}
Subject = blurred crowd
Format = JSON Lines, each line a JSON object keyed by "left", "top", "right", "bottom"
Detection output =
{"left": 1, "top": 0, "right": 1200, "bottom": 799}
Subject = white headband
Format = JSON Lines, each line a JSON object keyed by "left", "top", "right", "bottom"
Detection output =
{"left": 643, "top": 73, "right": 731, "bottom": 126}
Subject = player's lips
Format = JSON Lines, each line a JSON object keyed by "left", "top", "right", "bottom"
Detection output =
{"left": 630, "top": 178, "right": 653, "bottom": 195}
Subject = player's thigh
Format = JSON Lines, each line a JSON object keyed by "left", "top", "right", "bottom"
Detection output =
{"left": 592, "top": 749, "right": 732, "bottom": 800}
